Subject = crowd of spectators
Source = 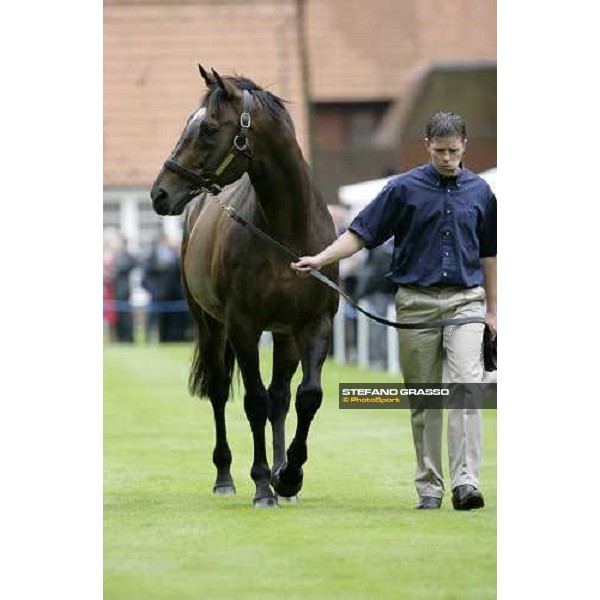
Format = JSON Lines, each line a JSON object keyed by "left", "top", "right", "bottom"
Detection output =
{"left": 103, "top": 229, "right": 191, "bottom": 343}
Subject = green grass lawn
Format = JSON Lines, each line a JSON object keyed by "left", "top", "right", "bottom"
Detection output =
{"left": 104, "top": 343, "right": 496, "bottom": 600}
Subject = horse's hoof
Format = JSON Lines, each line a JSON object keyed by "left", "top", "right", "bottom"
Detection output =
{"left": 213, "top": 484, "right": 236, "bottom": 496}
{"left": 253, "top": 495, "right": 279, "bottom": 509}
{"left": 276, "top": 493, "right": 300, "bottom": 504}
{"left": 272, "top": 462, "right": 303, "bottom": 498}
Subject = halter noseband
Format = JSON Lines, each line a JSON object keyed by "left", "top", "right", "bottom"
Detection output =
{"left": 163, "top": 89, "right": 253, "bottom": 196}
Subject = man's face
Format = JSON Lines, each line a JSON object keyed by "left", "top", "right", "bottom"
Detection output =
{"left": 425, "top": 136, "right": 467, "bottom": 175}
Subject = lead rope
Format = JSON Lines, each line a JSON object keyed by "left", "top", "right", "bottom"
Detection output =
{"left": 210, "top": 196, "right": 485, "bottom": 330}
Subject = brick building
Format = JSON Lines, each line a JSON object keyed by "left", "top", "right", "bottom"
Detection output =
{"left": 104, "top": 0, "right": 496, "bottom": 251}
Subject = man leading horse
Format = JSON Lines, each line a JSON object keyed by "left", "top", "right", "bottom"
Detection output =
{"left": 292, "top": 111, "right": 497, "bottom": 511}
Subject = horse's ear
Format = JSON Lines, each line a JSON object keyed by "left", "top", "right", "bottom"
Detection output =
{"left": 211, "top": 68, "right": 241, "bottom": 100}
{"left": 198, "top": 63, "right": 214, "bottom": 87}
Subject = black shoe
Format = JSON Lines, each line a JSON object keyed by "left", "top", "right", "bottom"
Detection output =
{"left": 415, "top": 496, "right": 442, "bottom": 509}
{"left": 452, "top": 484, "right": 484, "bottom": 510}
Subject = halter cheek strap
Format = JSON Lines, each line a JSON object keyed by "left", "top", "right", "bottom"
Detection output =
{"left": 164, "top": 89, "right": 253, "bottom": 196}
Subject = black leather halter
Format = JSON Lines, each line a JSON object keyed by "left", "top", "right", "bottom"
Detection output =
{"left": 163, "top": 89, "right": 253, "bottom": 196}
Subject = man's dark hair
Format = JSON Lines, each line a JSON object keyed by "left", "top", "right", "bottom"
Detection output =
{"left": 426, "top": 111, "right": 467, "bottom": 140}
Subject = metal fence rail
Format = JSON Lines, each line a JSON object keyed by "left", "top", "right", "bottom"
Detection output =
{"left": 333, "top": 298, "right": 401, "bottom": 375}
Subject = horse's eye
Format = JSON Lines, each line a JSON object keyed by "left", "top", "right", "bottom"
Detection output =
{"left": 200, "top": 122, "right": 219, "bottom": 137}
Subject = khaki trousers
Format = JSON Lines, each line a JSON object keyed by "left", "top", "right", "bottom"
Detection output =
{"left": 395, "top": 285, "right": 485, "bottom": 498}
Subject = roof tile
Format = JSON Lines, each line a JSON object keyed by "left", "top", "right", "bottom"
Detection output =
{"left": 105, "top": 0, "right": 496, "bottom": 186}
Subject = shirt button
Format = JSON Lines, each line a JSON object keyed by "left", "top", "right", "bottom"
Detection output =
{"left": 444, "top": 231, "right": 450, "bottom": 236}
{"left": 445, "top": 251, "right": 449, "bottom": 257}
{"left": 446, "top": 209, "right": 451, "bottom": 214}
{"left": 443, "top": 271, "right": 448, "bottom": 277}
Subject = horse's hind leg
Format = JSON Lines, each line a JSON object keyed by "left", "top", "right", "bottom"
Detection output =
{"left": 207, "top": 342, "right": 236, "bottom": 496}
{"left": 273, "top": 316, "right": 331, "bottom": 498}
{"left": 188, "top": 305, "right": 236, "bottom": 495}
{"left": 268, "top": 334, "right": 300, "bottom": 489}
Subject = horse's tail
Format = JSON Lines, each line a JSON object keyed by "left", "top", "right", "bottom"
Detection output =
{"left": 188, "top": 333, "right": 236, "bottom": 399}
{"left": 182, "top": 278, "right": 237, "bottom": 399}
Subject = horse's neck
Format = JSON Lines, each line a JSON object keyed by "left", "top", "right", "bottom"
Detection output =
{"left": 248, "top": 144, "right": 318, "bottom": 244}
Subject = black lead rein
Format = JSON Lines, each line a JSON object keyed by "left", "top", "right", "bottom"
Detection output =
{"left": 221, "top": 203, "right": 484, "bottom": 331}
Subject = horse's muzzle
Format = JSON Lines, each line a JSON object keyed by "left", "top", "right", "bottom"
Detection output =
{"left": 150, "top": 186, "right": 170, "bottom": 215}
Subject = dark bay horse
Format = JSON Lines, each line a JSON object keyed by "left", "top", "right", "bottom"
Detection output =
{"left": 150, "top": 66, "right": 339, "bottom": 507}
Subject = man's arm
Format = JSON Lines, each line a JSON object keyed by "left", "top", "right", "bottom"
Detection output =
{"left": 290, "top": 230, "right": 365, "bottom": 276}
{"left": 482, "top": 256, "right": 497, "bottom": 338}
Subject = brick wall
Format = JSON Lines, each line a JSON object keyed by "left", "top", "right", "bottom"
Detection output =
{"left": 397, "top": 65, "right": 497, "bottom": 173}
{"left": 104, "top": 0, "right": 496, "bottom": 189}
{"left": 104, "top": 1, "right": 306, "bottom": 186}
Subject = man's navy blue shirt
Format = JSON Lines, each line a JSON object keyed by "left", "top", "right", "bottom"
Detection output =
{"left": 348, "top": 162, "right": 497, "bottom": 288}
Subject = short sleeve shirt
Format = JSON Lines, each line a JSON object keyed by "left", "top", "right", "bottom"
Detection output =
{"left": 348, "top": 163, "right": 497, "bottom": 288}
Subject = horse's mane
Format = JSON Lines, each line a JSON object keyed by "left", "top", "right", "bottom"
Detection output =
{"left": 202, "top": 76, "right": 295, "bottom": 133}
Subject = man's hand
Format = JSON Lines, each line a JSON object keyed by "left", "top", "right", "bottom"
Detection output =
{"left": 290, "top": 256, "right": 323, "bottom": 278}
{"left": 290, "top": 230, "right": 366, "bottom": 278}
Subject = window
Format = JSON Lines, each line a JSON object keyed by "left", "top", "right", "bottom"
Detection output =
{"left": 313, "top": 101, "right": 391, "bottom": 151}
{"left": 103, "top": 200, "right": 121, "bottom": 231}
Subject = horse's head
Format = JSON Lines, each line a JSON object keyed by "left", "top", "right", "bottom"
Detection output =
{"left": 150, "top": 66, "right": 256, "bottom": 216}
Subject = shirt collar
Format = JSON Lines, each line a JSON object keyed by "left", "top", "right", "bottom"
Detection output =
{"left": 424, "top": 161, "right": 466, "bottom": 184}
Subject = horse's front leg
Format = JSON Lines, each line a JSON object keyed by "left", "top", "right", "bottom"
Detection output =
{"left": 268, "top": 333, "right": 300, "bottom": 501}
{"left": 273, "top": 316, "right": 331, "bottom": 498}
{"left": 268, "top": 333, "right": 300, "bottom": 473}
{"left": 228, "top": 322, "right": 278, "bottom": 508}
